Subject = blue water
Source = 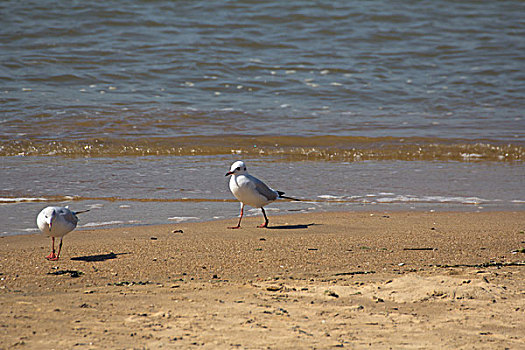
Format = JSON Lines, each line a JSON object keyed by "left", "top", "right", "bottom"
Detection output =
{"left": 1, "top": 0, "right": 524, "bottom": 140}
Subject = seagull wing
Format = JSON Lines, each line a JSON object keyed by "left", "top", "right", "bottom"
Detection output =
{"left": 60, "top": 208, "right": 79, "bottom": 226}
{"left": 248, "top": 175, "right": 278, "bottom": 201}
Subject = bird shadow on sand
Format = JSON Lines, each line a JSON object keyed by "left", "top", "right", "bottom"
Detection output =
{"left": 70, "top": 252, "right": 129, "bottom": 262}
{"left": 47, "top": 270, "right": 83, "bottom": 278}
{"left": 267, "top": 223, "right": 319, "bottom": 230}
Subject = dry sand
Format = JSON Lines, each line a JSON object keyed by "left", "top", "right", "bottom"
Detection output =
{"left": 1, "top": 211, "right": 524, "bottom": 349}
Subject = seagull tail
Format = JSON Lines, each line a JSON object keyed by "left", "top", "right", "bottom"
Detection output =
{"left": 74, "top": 209, "right": 90, "bottom": 215}
{"left": 277, "top": 191, "right": 301, "bottom": 201}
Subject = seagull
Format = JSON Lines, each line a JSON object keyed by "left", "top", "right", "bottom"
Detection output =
{"left": 225, "top": 160, "right": 298, "bottom": 229}
{"left": 36, "top": 206, "right": 89, "bottom": 261}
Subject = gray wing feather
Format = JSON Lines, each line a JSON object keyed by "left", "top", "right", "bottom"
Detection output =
{"left": 249, "top": 175, "right": 278, "bottom": 201}
{"left": 60, "top": 208, "right": 79, "bottom": 225}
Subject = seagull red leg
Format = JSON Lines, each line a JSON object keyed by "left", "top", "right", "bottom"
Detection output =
{"left": 229, "top": 204, "right": 244, "bottom": 229}
{"left": 48, "top": 238, "right": 63, "bottom": 261}
{"left": 45, "top": 237, "right": 57, "bottom": 260}
{"left": 257, "top": 207, "right": 269, "bottom": 228}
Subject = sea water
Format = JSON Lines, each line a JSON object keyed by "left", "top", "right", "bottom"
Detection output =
{"left": 1, "top": 1, "right": 523, "bottom": 235}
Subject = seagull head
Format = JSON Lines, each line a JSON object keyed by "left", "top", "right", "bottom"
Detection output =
{"left": 42, "top": 207, "right": 57, "bottom": 231}
{"left": 226, "top": 160, "right": 247, "bottom": 176}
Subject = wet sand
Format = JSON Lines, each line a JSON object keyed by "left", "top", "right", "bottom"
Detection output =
{"left": 1, "top": 211, "right": 524, "bottom": 349}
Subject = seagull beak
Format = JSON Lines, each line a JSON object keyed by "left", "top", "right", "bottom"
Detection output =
{"left": 226, "top": 171, "right": 233, "bottom": 176}
{"left": 48, "top": 212, "right": 56, "bottom": 231}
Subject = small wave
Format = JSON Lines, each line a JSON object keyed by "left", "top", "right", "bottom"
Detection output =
{"left": 168, "top": 216, "right": 199, "bottom": 222}
{"left": 0, "top": 196, "right": 236, "bottom": 204}
{"left": 461, "top": 153, "right": 483, "bottom": 160}
{"left": 373, "top": 195, "right": 487, "bottom": 205}
{"left": 247, "top": 207, "right": 279, "bottom": 213}
{"left": 0, "top": 197, "right": 48, "bottom": 203}
{"left": 312, "top": 193, "right": 494, "bottom": 205}
{"left": 80, "top": 221, "right": 125, "bottom": 228}
{"left": 317, "top": 194, "right": 344, "bottom": 200}
{"left": 0, "top": 136, "right": 522, "bottom": 162}
{"left": 0, "top": 196, "right": 78, "bottom": 204}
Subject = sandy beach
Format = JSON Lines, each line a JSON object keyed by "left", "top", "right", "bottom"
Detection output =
{"left": 3, "top": 1, "right": 524, "bottom": 349}
{"left": 1, "top": 211, "right": 524, "bottom": 349}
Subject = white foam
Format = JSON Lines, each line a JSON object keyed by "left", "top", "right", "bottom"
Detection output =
{"left": 168, "top": 216, "right": 199, "bottom": 223}
{"left": 0, "top": 197, "right": 47, "bottom": 203}
{"left": 461, "top": 153, "right": 483, "bottom": 159}
{"left": 80, "top": 221, "right": 124, "bottom": 228}
{"left": 247, "top": 207, "right": 279, "bottom": 213}
{"left": 374, "top": 194, "right": 487, "bottom": 204}
{"left": 317, "top": 195, "right": 343, "bottom": 199}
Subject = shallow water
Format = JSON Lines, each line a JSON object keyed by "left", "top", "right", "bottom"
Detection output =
{"left": 0, "top": 1, "right": 523, "bottom": 235}
{"left": 1, "top": 157, "right": 524, "bottom": 236}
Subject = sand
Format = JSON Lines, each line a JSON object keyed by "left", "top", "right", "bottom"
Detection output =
{"left": 1, "top": 211, "right": 524, "bottom": 349}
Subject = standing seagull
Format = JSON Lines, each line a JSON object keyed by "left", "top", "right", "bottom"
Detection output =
{"left": 225, "top": 160, "right": 298, "bottom": 229}
{"left": 37, "top": 206, "right": 89, "bottom": 261}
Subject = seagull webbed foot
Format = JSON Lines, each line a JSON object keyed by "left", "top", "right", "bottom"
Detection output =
{"left": 45, "top": 253, "right": 58, "bottom": 261}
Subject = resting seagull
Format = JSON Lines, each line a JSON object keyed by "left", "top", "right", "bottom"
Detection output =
{"left": 37, "top": 206, "right": 89, "bottom": 261}
{"left": 225, "top": 160, "right": 298, "bottom": 229}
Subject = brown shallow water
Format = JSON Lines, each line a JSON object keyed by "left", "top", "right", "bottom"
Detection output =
{"left": 1, "top": 135, "right": 523, "bottom": 162}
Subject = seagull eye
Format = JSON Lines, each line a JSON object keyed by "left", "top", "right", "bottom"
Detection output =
{"left": 236, "top": 167, "right": 241, "bottom": 171}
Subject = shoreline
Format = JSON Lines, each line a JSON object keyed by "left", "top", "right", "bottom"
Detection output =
{"left": 3, "top": 206, "right": 524, "bottom": 238}
{"left": 3, "top": 157, "right": 523, "bottom": 237}
{"left": 1, "top": 211, "right": 524, "bottom": 349}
